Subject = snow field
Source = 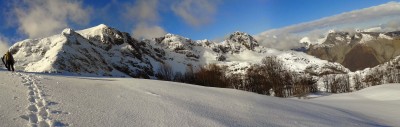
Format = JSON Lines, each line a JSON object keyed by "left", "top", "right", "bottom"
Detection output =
{"left": 0, "top": 71, "right": 69, "bottom": 127}
{"left": 0, "top": 70, "right": 398, "bottom": 126}
{"left": 310, "top": 84, "right": 400, "bottom": 126}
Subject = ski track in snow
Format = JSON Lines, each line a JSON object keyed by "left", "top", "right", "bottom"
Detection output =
{"left": 16, "top": 72, "right": 66, "bottom": 127}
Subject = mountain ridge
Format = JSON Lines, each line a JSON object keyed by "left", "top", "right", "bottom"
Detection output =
{"left": 9, "top": 24, "right": 349, "bottom": 79}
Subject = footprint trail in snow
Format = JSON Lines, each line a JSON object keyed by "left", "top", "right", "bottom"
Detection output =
{"left": 16, "top": 72, "right": 65, "bottom": 127}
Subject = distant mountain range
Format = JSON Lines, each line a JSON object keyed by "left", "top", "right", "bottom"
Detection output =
{"left": 9, "top": 24, "right": 349, "bottom": 78}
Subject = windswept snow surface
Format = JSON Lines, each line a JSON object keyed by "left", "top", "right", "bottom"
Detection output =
{"left": 0, "top": 70, "right": 396, "bottom": 126}
{"left": 310, "top": 84, "right": 400, "bottom": 126}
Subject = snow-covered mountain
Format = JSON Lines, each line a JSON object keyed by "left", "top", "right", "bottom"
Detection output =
{"left": 9, "top": 24, "right": 348, "bottom": 78}
{"left": 11, "top": 25, "right": 156, "bottom": 78}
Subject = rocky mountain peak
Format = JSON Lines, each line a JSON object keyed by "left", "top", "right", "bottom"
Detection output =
{"left": 324, "top": 31, "right": 352, "bottom": 45}
{"left": 223, "top": 31, "right": 259, "bottom": 51}
{"left": 154, "top": 33, "right": 198, "bottom": 51}
{"left": 77, "top": 24, "right": 134, "bottom": 49}
{"left": 61, "top": 28, "right": 75, "bottom": 36}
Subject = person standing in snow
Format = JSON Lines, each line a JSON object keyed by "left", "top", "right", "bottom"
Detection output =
{"left": 1, "top": 50, "right": 15, "bottom": 71}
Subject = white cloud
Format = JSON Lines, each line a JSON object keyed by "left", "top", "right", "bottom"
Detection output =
{"left": 0, "top": 35, "right": 10, "bottom": 55}
{"left": 123, "top": 0, "right": 221, "bottom": 39}
{"left": 171, "top": 0, "right": 219, "bottom": 27}
{"left": 125, "top": 0, "right": 159, "bottom": 23}
{"left": 257, "top": 2, "right": 400, "bottom": 50}
{"left": 125, "top": 0, "right": 167, "bottom": 39}
{"left": 132, "top": 23, "right": 167, "bottom": 39}
{"left": 12, "top": 0, "right": 92, "bottom": 38}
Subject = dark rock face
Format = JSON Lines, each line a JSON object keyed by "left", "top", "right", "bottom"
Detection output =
{"left": 342, "top": 45, "right": 380, "bottom": 71}
{"left": 227, "top": 32, "right": 259, "bottom": 50}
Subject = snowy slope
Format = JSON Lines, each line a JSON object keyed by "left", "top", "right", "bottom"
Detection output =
{"left": 0, "top": 70, "right": 394, "bottom": 126}
{"left": 276, "top": 51, "right": 349, "bottom": 74}
{"left": 310, "top": 84, "right": 400, "bottom": 126}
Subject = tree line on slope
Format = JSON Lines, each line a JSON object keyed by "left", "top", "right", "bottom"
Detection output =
{"left": 155, "top": 56, "right": 400, "bottom": 97}
{"left": 353, "top": 61, "right": 400, "bottom": 90}
{"left": 156, "top": 56, "right": 317, "bottom": 98}
{"left": 317, "top": 58, "right": 400, "bottom": 93}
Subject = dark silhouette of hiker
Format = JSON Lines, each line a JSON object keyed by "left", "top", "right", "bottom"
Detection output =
{"left": 1, "top": 51, "right": 15, "bottom": 71}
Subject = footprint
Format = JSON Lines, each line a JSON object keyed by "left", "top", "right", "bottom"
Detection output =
{"left": 52, "top": 121, "right": 69, "bottom": 126}
{"left": 37, "top": 100, "right": 44, "bottom": 107}
{"left": 28, "top": 104, "right": 38, "bottom": 112}
{"left": 47, "top": 101, "right": 58, "bottom": 106}
{"left": 28, "top": 91, "right": 35, "bottom": 96}
{"left": 28, "top": 96, "right": 35, "bottom": 103}
{"left": 28, "top": 113, "right": 38, "bottom": 123}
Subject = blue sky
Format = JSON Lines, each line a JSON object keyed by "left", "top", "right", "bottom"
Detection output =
{"left": 0, "top": 0, "right": 399, "bottom": 44}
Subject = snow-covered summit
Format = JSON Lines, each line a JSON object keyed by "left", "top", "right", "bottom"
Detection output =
{"left": 227, "top": 31, "right": 258, "bottom": 45}
{"left": 221, "top": 31, "right": 259, "bottom": 52}
{"left": 78, "top": 24, "right": 109, "bottom": 34}
{"left": 77, "top": 24, "right": 132, "bottom": 46}
{"left": 155, "top": 33, "right": 199, "bottom": 51}
{"left": 61, "top": 28, "right": 75, "bottom": 35}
